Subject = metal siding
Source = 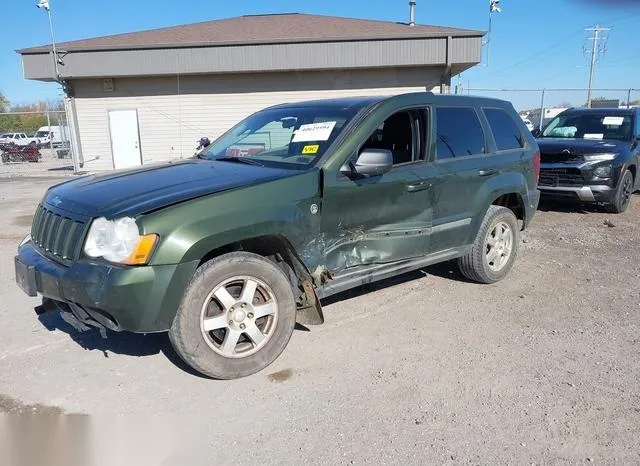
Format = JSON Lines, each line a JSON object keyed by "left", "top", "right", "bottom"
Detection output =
{"left": 22, "top": 37, "right": 472, "bottom": 79}
{"left": 23, "top": 54, "right": 55, "bottom": 81}
{"left": 71, "top": 69, "right": 442, "bottom": 171}
{"left": 451, "top": 37, "right": 482, "bottom": 63}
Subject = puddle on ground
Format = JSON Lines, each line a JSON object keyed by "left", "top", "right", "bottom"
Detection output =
{"left": 0, "top": 394, "right": 64, "bottom": 415}
{"left": 13, "top": 215, "right": 33, "bottom": 227}
{"left": 267, "top": 368, "right": 293, "bottom": 382}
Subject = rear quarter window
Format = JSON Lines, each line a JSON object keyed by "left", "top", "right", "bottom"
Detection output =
{"left": 484, "top": 108, "right": 525, "bottom": 151}
{"left": 435, "top": 107, "right": 486, "bottom": 160}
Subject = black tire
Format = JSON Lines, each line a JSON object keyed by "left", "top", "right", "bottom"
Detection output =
{"left": 606, "top": 169, "right": 633, "bottom": 214}
{"left": 168, "top": 252, "right": 297, "bottom": 379}
{"left": 458, "top": 205, "right": 520, "bottom": 284}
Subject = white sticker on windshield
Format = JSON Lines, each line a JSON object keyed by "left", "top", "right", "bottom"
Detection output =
{"left": 584, "top": 133, "right": 604, "bottom": 140}
{"left": 292, "top": 121, "right": 337, "bottom": 142}
{"left": 602, "top": 116, "right": 624, "bottom": 126}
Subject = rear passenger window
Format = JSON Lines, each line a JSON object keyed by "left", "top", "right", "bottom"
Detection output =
{"left": 484, "top": 108, "right": 524, "bottom": 151}
{"left": 435, "top": 107, "right": 485, "bottom": 160}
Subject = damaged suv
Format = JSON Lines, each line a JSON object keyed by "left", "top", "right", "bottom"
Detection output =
{"left": 15, "top": 93, "right": 540, "bottom": 379}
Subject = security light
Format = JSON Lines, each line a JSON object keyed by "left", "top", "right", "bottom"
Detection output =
{"left": 36, "top": 0, "right": 50, "bottom": 11}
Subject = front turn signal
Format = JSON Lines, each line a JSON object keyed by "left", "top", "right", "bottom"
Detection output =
{"left": 123, "top": 234, "right": 159, "bottom": 265}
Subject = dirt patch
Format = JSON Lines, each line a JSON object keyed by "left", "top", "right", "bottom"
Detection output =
{"left": 268, "top": 368, "right": 293, "bottom": 382}
{"left": 0, "top": 394, "right": 64, "bottom": 415}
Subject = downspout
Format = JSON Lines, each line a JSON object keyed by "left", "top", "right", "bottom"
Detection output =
{"left": 440, "top": 36, "right": 452, "bottom": 94}
{"left": 63, "top": 84, "right": 84, "bottom": 171}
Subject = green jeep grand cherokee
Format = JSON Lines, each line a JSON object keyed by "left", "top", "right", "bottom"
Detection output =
{"left": 15, "top": 93, "right": 540, "bottom": 379}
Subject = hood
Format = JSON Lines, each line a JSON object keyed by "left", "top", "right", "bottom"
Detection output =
{"left": 537, "top": 138, "right": 630, "bottom": 163}
{"left": 44, "top": 159, "right": 300, "bottom": 218}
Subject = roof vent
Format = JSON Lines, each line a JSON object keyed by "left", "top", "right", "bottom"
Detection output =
{"left": 409, "top": 1, "right": 416, "bottom": 27}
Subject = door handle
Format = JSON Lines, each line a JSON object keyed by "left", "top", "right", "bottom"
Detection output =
{"left": 406, "top": 181, "right": 432, "bottom": 193}
{"left": 478, "top": 169, "right": 498, "bottom": 177}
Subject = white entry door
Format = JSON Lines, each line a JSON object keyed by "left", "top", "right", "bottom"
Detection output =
{"left": 108, "top": 109, "right": 142, "bottom": 169}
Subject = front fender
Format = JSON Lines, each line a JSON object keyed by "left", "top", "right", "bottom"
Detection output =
{"left": 138, "top": 170, "right": 322, "bottom": 269}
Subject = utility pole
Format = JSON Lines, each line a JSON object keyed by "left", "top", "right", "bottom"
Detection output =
{"left": 585, "top": 24, "right": 609, "bottom": 108}
{"left": 485, "top": 0, "right": 502, "bottom": 66}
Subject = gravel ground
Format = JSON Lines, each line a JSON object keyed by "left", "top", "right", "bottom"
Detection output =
{"left": 0, "top": 148, "right": 75, "bottom": 179}
{"left": 0, "top": 175, "right": 639, "bottom": 465}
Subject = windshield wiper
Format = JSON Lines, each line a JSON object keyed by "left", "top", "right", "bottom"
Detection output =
{"left": 216, "top": 156, "right": 265, "bottom": 167}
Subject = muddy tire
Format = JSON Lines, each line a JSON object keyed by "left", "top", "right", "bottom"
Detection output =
{"left": 168, "top": 252, "right": 296, "bottom": 379}
{"left": 458, "top": 205, "right": 519, "bottom": 284}
{"left": 606, "top": 169, "right": 633, "bottom": 214}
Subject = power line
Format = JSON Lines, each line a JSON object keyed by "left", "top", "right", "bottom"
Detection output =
{"left": 599, "top": 54, "right": 640, "bottom": 65}
{"left": 584, "top": 24, "right": 610, "bottom": 108}
{"left": 478, "top": 11, "right": 640, "bottom": 80}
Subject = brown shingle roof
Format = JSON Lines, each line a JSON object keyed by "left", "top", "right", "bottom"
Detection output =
{"left": 19, "top": 13, "right": 483, "bottom": 54}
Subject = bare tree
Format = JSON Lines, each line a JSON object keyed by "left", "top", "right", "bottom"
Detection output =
{"left": 0, "top": 92, "right": 9, "bottom": 113}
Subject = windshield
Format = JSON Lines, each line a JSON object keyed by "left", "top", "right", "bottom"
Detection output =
{"left": 541, "top": 112, "right": 633, "bottom": 141}
{"left": 35, "top": 131, "right": 50, "bottom": 137}
{"left": 202, "top": 106, "right": 361, "bottom": 167}
{"left": 0, "top": 134, "right": 11, "bottom": 138}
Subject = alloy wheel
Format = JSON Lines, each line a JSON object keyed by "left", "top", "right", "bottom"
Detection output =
{"left": 200, "top": 276, "right": 278, "bottom": 359}
{"left": 485, "top": 221, "right": 514, "bottom": 272}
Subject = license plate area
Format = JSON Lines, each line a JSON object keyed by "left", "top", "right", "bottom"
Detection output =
{"left": 15, "top": 257, "right": 37, "bottom": 297}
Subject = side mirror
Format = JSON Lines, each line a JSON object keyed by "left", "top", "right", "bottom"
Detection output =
{"left": 531, "top": 128, "right": 541, "bottom": 138}
{"left": 342, "top": 149, "right": 393, "bottom": 177}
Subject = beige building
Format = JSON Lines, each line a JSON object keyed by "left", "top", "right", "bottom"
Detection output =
{"left": 19, "top": 13, "right": 483, "bottom": 171}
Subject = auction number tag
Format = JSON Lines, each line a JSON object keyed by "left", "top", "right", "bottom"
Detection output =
{"left": 292, "top": 121, "right": 337, "bottom": 142}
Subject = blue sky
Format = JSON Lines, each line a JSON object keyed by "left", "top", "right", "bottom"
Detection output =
{"left": 1, "top": 0, "right": 639, "bottom": 110}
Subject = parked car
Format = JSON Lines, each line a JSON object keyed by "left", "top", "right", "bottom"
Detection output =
{"left": 0, "top": 132, "right": 30, "bottom": 146}
{"left": 533, "top": 107, "right": 640, "bottom": 213}
{"left": 15, "top": 93, "right": 540, "bottom": 379}
{"left": 521, "top": 117, "right": 534, "bottom": 132}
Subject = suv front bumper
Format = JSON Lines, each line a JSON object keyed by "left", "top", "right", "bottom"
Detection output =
{"left": 15, "top": 242, "right": 198, "bottom": 333}
{"left": 538, "top": 162, "right": 616, "bottom": 203}
{"left": 538, "top": 184, "right": 615, "bottom": 203}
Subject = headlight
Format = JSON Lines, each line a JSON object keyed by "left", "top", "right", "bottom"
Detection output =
{"left": 84, "top": 217, "right": 158, "bottom": 265}
{"left": 593, "top": 165, "right": 612, "bottom": 178}
{"left": 583, "top": 153, "right": 617, "bottom": 161}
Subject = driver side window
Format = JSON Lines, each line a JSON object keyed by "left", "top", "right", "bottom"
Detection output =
{"left": 361, "top": 111, "right": 417, "bottom": 165}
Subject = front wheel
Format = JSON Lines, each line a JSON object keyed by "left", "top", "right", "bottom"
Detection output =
{"left": 606, "top": 169, "right": 633, "bottom": 214}
{"left": 169, "top": 252, "right": 297, "bottom": 379}
{"left": 458, "top": 205, "right": 519, "bottom": 284}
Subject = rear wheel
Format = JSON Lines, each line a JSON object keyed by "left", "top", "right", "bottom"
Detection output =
{"left": 458, "top": 206, "right": 519, "bottom": 284}
{"left": 606, "top": 169, "right": 633, "bottom": 214}
{"left": 169, "top": 252, "right": 296, "bottom": 379}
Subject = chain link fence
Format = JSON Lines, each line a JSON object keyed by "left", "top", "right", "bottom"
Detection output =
{"left": 0, "top": 109, "right": 74, "bottom": 174}
{"left": 458, "top": 87, "right": 639, "bottom": 131}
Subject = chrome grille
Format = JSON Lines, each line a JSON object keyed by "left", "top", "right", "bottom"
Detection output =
{"left": 31, "top": 204, "right": 88, "bottom": 264}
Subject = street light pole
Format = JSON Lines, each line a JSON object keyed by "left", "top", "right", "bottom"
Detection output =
{"left": 36, "top": 1, "right": 60, "bottom": 82}
{"left": 46, "top": 8, "right": 60, "bottom": 81}
{"left": 37, "top": 0, "right": 81, "bottom": 173}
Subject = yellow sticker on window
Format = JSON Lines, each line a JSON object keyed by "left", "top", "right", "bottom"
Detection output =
{"left": 302, "top": 144, "right": 319, "bottom": 155}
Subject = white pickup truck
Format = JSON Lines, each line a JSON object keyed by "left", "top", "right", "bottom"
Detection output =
{"left": 0, "top": 132, "right": 31, "bottom": 146}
